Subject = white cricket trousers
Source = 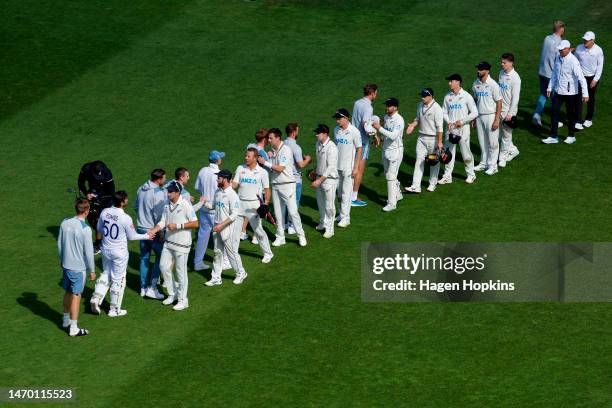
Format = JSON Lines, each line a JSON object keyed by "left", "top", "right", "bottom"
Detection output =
{"left": 194, "top": 210, "right": 214, "bottom": 266}
{"left": 212, "top": 227, "right": 246, "bottom": 280}
{"left": 411, "top": 134, "right": 440, "bottom": 189}
{"left": 316, "top": 178, "right": 338, "bottom": 232}
{"left": 160, "top": 247, "right": 189, "bottom": 303}
{"left": 383, "top": 148, "right": 403, "bottom": 206}
{"left": 272, "top": 183, "right": 304, "bottom": 239}
{"left": 443, "top": 125, "right": 475, "bottom": 179}
{"left": 92, "top": 248, "right": 128, "bottom": 310}
{"left": 337, "top": 170, "right": 353, "bottom": 222}
{"left": 242, "top": 200, "right": 272, "bottom": 256}
{"left": 476, "top": 114, "right": 500, "bottom": 169}
{"left": 500, "top": 120, "right": 517, "bottom": 157}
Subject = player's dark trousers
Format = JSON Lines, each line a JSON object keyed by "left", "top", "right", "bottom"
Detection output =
{"left": 577, "top": 76, "right": 598, "bottom": 122}
{"left": 550, "top": 93, "right": 580, "bottom": 136}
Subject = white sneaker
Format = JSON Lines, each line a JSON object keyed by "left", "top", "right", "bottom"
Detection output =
{"left": 162, "top": 295, "right": 175, "bottom": 305}
{"left": 287, "top": 226, "right": 296, "bottom": 235}
{"left": 396, "top": 192, "right": 403, "bottom": 201}
{"left": 233, "top": 272, "right": 248, "bottom": 285}
{"left": 323, "top": 230, "right": 334, "bottom": 239}
{"left": 532, "top": 113, "right": 542, "bottom": 126}
{"left": 108, "top": 308, "right": 127, "bottom": 317}
{"left": 404, "top": 186, "right": 421, "bottom": 194}
{"left": 506, "top": 149, "right": 519, "bottom": 161}
{"left": 315, "top": 224, "right": 325, "bottom": 231}
{"left": 465, "top": 175, "right": 477, "bottom": 184}
{"left": 140, "top": 288, "right": 146, "bottom": 297}
{"left": 382, "top": 204, "right": 396, "bottom": 212}
{"left": 564, "top": 136, "right": 576, "bottom": 144}
{"left": 298, "top": 236, "right": 307, "bottom": 247}
{"left": 90, "top": 300, "right": 101, "bottom": 315}
{"left": 145, "top": 287, "right": 164, "bottom": 300}
{"left": 262, "top": 253, "right": 274, "bottom": 264}
{"left": 194, "top": 263, "right": 210, "bottom": 271}
{"left": 574, "top": 123, "right": 584, "bottom": 130}
{"left": 272, "top": 237, "right": 286, "bottom": 247}
{"left": 498, "top": 158, "right": 506, "bottom": 168}
{"left": 426, "top": 184, "right": 436, "bottom": 192}
{"left": 205, "top": 278, "right": 222, "bottom": 287}
{"left": 69, "top": 328, "right": 90, "bottom": 337}
{"left": 251, "top": 236, "right": 258, "bottom": 245}
{"left": 485, "top": 167, "right": 498, "bottom": 176}
{"left": 437, "top": 176, "right": 452, "bottom": 185}
{"left": 152, "top": 287, "right": 165, "bottom": 300}
{"left": 583, "top": 120, "right": 593, "bottom": 128}
{"left": 337, "top": 219, "right": 350, "bottom": 228}
{"left": 541, "top": 136, "right": 559, "bottom": 144}
{"left": 558, "top": 122, "right": 564, "bottom": 128}
{"left": 173, "top": 301, "right": 189, "bottom": 311}
{"left": 474, "top": 163, "right": 487, "bottom": 171}
{"left": 240, "top": 232, "right": 248, "bottom": 241}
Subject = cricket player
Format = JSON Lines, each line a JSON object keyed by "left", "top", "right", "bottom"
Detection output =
{"left": 405, "top": 88, "right": 444, "bottom": 193}
{"left": 333, "top": 108, "right": 362, "bottom": 227}
{"left": 166, "top": 167, "right": 203, "bottom": 211}
{"left": 232, "top": 148, "right": 274, "bottom": 263}
{"left": 203, "top": 170, "right": 248, "bottom": 286}
{"left": 533, "top": 20, "right": 565, "bottom": 127}
{"left": 498, "top": 53, "right": 522, "bottom": 167}
{"left": 134, "top": 168, "right": 167, "bottom": 300}
{"left": 58, "top": 198, "right": 95, "bottom": 336}
{"left": 542, "top": 40, "right": 589, "bottom": 145}
{"left": 372, "top": 97, "right": 405, "bottom": 211}
{"left": 439, "top": 74, "right": 478, "bottom": 185}
{"left": 147, "top": 181, "right": 199, "bottom": 311}
{"left": 574, "top": 31, "right": 604, "bottom": 129}
{"left": 257, "top": 128, "right": 307, "bottom": 247}
{"left": 90, "top": 191, "right": 152, "bottom": 317}
{"left": 351, "top": 83, "right": 377, "bottom": 206}
{"left": 244, "top": 128, "right": 270, "bottom": 244}
{"left": 194, "top": 150, "right": 224, "bottom": 271}
{"left": 311, "top": 124, "right": 338, "bottom": 238}
{"left": 283, "top": 123, "right": 312, "bottom": 235}
{"left": 472, "top": 61, "right": 502, "bottom": 175}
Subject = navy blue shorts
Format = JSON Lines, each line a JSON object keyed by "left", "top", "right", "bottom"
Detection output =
{"left": 62, "top": 268, "right": 85, "bottom": 295}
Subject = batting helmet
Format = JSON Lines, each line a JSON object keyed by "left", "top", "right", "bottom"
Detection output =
{"left": 448, "top": 128, "right": 462, "bottom": 144}
{"left": 425, "top": 152, "right": 439, "bottom": 166}
{"left": 438, "top": 147, "right": 453, "bottom": 164}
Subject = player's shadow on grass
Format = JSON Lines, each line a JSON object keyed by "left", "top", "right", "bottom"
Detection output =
{"left": 46, "top": 226, "right": 60, "bottom": 239}
{"left": 17, "top": 292, "right": 64, "bottom": 331}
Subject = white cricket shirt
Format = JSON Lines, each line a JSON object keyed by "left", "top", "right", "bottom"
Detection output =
{"left": 233, "top": 164, "right": 269, "bottom": 201}
{"left": 498, "top": 68, "right": 522, "bottom": 117}
{"left": 415, "top": 100, "right": 443, "bottom": 136}
{"left": 97, "top": 207, "right": 149, "bottom": 251}
{"left": 472, "top": 76, "right": 502, "bottom": 115}
{"left": 334, "top": 123, "right": 362, "bottom": 171}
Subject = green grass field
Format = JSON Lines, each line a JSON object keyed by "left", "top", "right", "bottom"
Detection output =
{"left": 2, "top": 1, "right": 612, "bottom": 406}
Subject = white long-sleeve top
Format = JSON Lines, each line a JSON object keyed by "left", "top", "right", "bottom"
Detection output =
{"left": 472, "top": 76, "right": 502, "bottom": 115}
{"left": 194, "top": 163, "right": 219, "bottom": 213}
{"left": 378, "top": 112, "right": 405, "bottom": 151}
{"left": 204, "top": 186, "right": 241, "bottom": 225}
{"left": 97, "top": 207, "right": 149, "bottom": 252}
{"left": 498, "top": 68, "right": 522, "bottom": 117}
{"left": 315, "top": 138, "right": 338, "bottom": 179}
{"left": 442, "top": 89, "right": 478, "bottom": 125}
{"left": 547, "top": 53, "right": 589, "bottom": 97}
{"left": 156, "top": 197, "right": 198, "bottom": 254}
{"left": 415, "top": 100, "right": 443, "bottom": 136}
{"left": 574, "top": 43, "right": 604, "bottom": 81}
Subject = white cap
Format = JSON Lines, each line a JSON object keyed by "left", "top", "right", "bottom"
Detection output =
{"left": 557, "top": 40, "right": 571, "bottom": 50}
{"left": 582, "top": 31, "right": 595, "bottom": 41}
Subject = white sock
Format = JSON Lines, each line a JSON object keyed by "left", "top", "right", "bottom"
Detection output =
{"left": 63, "top": 313, "right": 70, "bottom": 326}
{"left": 351, "top": 191, "right": 358, "bottom": 200}
{"left": 69, "top": 320, "right": 77, "bottom": 334}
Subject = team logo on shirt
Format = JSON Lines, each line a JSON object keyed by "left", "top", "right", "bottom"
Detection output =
{"left": 336, "top": 138, "right": 350, "bottom": 145}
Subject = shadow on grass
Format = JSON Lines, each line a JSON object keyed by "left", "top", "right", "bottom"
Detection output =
{"left": 15, "top": 291, "right": 98, "bottom": 331}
